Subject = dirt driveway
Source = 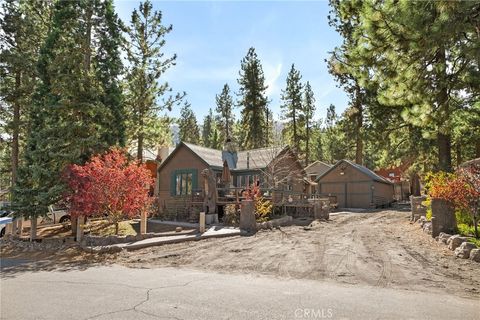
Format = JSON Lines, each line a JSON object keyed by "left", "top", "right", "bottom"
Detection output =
{"left": 117, "top": 209, "right": 480, "bottom": 298}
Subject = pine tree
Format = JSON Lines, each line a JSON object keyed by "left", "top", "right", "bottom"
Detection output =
{"left": 202, "top": 108, "right": 215, "bottom": 148}
{"left": 178, "top": 102, "right": 200, "bottom": 144}
{"left": 95, "top": 0, "right": 126, "bottom": 146}
{"left": 125, "top": 0, "right": 184, "bottom": 162}
{"left": 215, "top": 84, "right": 235, "bottom": 143}
{"left": 237, "top": 47, "right": 269, "bottom": 149}
{"left": 303, "top": 81, "right": 316, "bottom": 165}
{"left": 0, "top": 0, "right": 52, "bottom": 190}
{"left": 281, "top": 64, "right": 305, "bottom": 157}
{"left": 12, "top": 0, "right": 117, "bottom": 218}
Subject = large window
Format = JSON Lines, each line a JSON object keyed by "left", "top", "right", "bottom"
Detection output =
{"left": 171, "top": 169, "right": 197, "bottom": 196}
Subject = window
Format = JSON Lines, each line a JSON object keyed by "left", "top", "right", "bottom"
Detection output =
{"left": 388, "top": 172, "right": 395, "bottom": 178}
{"left": 171, "top": 169, "right": 197, "bottom": 196}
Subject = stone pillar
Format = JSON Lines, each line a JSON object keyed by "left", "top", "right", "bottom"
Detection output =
{"left": 240, "top": 200, "right": 256, "bottom": 234}
{"left": 30, "top": 217, "right": 37, "bottom": 241}
{"left": 76, "top": 216, "right": 84, "bottom": 242}
{"left": 431, "top": 198, "right": 457, "bottom": 237}
{"left": 410, "top": 195, "right": 427, "bottom": 221}
{"left": 140, "top": 211, "right": 147, "bottom": 234}
{"left": 199, "top": 212, "right": 205, "bottom": 233}
{"left": 5, "top": 222, "right": 13, "bottom": 236}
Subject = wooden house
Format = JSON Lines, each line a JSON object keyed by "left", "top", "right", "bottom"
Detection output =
{"left": 315, "top": 160, "right": 394, "bottom": 209}
{"left": 156, "top": 142, "right": 305, "bottom": 221}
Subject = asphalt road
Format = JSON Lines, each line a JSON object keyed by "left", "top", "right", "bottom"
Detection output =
{"left": 1, "top": 265, "right": 478, "bottom": 320}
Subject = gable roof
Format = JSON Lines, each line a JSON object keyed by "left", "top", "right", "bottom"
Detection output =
{"left": 159, "top": 142, "right": 295, "bottom": 171}
{"left": 304, "top": 160, "right": 332, "bottom": 175}
{"left": 316, "top": 159, "right": 392, "bottom": 185}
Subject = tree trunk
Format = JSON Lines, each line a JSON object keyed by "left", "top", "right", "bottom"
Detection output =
{"left": 137, "top": 133, "right": 143, "bottom": 163}
{"left": 11, "top": 71, "right": 21, "bottom": 188}
{"left": 83, "top": 7, "right": 92, "bottom": 72}
{"left": 410, "top": 172, "right": 421, "bottom": 196}
{"left": 305, "top": 124, "right": 310, "bottom": 165}
{"left": 115, "top": 222, "right": 119, "bottom": 235}
{"left": 456, "top": 142, "right": 462, "bottom": 168}
{"left": 30, "top": 217, "right": 37, "bottom": 241}
{"left": 354, "top": 85, "right": 363, "bottom": 165}
{"left": 437, "top": 132, "right": 452, "bottom": 172}
{"left": 436, "top": 47, "right": 452, "bottom": 172}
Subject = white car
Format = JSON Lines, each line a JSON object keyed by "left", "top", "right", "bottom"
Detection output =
{"left": 0, "top": 205, "right": 70, "bottom": 237}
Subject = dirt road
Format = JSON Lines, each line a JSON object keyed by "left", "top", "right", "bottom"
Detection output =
{"left": 117, "top": 210, "right": 480, "bottom": 298}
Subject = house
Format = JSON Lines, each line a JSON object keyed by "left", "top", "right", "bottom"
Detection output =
{"left": 156, "top": 142, "right": 305, "bottom": 221}
{"left": 304, "top": 160, "right": 332, "bottom": 196}
{"left": 375, "top": 163, "right": 411, "bottom": 201}
{"left": 315, "top": 159, "right": 394, "bottom": 208}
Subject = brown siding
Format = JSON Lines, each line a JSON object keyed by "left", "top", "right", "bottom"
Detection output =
{"left": 157, "top": 145, "right": 208, "bottom": 210}
{"left": 318, "top": 162, "right": 393, "bottom": 208}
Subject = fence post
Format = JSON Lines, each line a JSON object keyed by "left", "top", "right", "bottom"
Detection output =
{"left": 199, "top": 212, "right": 205, "bottom": 233}
{"left": 76, "top": 216, "right": 84, "bottom": 242}
{"left": 140, "top": 211, "right": 147, "bottom": 234}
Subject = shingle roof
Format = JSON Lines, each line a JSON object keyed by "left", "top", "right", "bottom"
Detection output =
{"left": 304, "top": 160, "right": 332, "bottom": 175}
{"left": 183, "top": 142, "right": 287, "bottom": 170}
{"left": 317, "top": 159, "right": 392, "bottom": 184}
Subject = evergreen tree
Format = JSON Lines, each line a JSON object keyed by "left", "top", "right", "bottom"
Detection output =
{"left": 281, "top": 64, "right": 304, "bottom": 156}
{"left": 237, "top": 47, "right": 269, "bottom": 149}
{"left": 303, "top": 81, "right": 316, "bottom": 165}
{"left": 215, "top": 84, "right": 234, "bottom": 143}
{"left": 95, "top": 0, "right": 126, "bottom": 146}
{"left": 12, "top": 0, "right": 120, "bottom": 218}
{"left": 202, "top": 108, "right": 217, "bottom": 148}
{"left": 0, "top": 0, "right": 52, "bottom": 190}
{"left": 178, "top": 102, "right": 200, "bottom": 144}
{"left": 323, "top": 105, "right": 347, "bottom": 163}
{"left": 125, "top": 0, "right": 184, "bottom": 162}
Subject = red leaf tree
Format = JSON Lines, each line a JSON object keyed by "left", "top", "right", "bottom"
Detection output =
{"left": 64, "top": 148, "right": 154, "bottom": 234}
{"left": 429, "top": 165, "right": 480, "bottom": 238}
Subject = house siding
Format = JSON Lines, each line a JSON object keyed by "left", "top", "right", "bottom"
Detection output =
{"left": 157, "top": 145, "right": 209, "bottom": 212}
{"left": 317, "top": 162, "right": 393, "bottom": 208}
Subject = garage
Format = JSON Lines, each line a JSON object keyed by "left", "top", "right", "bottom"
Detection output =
{"left": 315, "top": 160, "right": 394, "bottom": 208}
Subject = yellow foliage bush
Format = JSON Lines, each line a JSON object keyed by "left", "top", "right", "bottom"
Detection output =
{"left": 255, "top": 196, "right": 273, "bottom": 222}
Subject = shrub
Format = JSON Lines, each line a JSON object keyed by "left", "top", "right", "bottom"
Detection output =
{"left": 255, "top": 196, "right": 273, "bottom": 222}
{"left": 458, "top": 223, "right": 475, "bottom": 237}
{"left": 64, "top": 148, "right": 153, "bottom": 234}
{"left": 422, "top": 197, "right": 432, "bottom": 221}
{"left": 456, "top": 209, "right": 473, "bottom": 226}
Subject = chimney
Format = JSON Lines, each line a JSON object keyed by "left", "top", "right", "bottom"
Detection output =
{"left": 222, "top": 139, "right": 238, "bottom": 169}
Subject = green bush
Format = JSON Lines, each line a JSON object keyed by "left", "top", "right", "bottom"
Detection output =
{"left": 455, "top": 209, "right": 473, "bottom": 226}
{"left": 458, "top": 223, "right": 475, "bottom": 237}
{"left": 468, "top": 238, "right": 480, "bottom": 247}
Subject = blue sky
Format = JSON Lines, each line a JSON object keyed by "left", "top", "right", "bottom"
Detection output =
{"left": 114, "top": 0, "right": 349, "bottom": 122}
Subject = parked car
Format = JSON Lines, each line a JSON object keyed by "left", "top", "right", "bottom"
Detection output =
{"left": 0, "top": 204, "right": 13, "bottom": 237}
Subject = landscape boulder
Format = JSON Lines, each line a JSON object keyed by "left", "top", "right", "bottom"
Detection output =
{"left": 417, "top": 216, "right": 427, "bottom": 227}
{"left": 469, "top": 249, "right": 480, "bottom": 263}
{"left": 437, "top": 232, "right": 452, "bottom": 244}
{"left": 447, "top": 235, "right": 469, "bottom": 251}
{"left": 454, "top": 242, "right": 477, "bottom": 259}
{"left": 431, "top": 198, "right": 457, "bottom": 237}
{"left": 422, "top": 221, "right": 432, "bottom": 235}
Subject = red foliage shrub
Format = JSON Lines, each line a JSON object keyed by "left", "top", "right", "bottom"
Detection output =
{"left": 63, "top": 148, "right": 153, "bottom": 231}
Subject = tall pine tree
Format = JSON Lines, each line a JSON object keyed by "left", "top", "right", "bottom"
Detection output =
{"left": 178, "top": 102, "right": 200, "bottom": 144}
{"left": 303, "top": 81, "right": 316, "bottom": 165}
{"left": 281, "top": 64, "right": 305, "bottom": 157}
{"left": 237, "top": 47, "right": 269, "bottom": 149}
{"left": 215, "top": 83, "right": 234, "bottom": 143}
{"left": 125, "top": 0, "right": 184, "bottom": 162}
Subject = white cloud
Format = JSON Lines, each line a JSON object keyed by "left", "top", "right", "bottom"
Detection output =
{"left": 264, "top": 62, "right": 283, "bottom": 96}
